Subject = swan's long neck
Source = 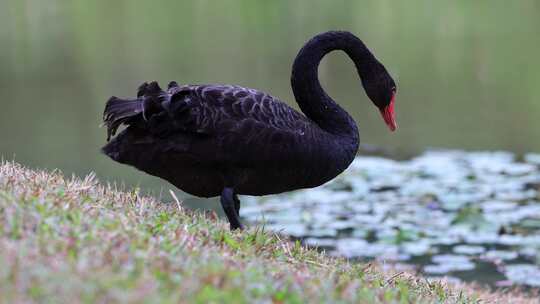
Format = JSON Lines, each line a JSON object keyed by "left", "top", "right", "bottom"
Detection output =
{"left": 291, "top": 31, "right": 378, "bottom": 139}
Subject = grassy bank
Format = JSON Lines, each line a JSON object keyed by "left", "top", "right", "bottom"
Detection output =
{"left": 0, "top": 161, "right": 537, "bottom": 303}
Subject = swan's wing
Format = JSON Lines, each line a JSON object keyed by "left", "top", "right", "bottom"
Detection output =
{"left": 165, "top": 84, "right": 311, "bottom": 137}
{"left": 160, "top": 84, "right": 314, "bottom": 165}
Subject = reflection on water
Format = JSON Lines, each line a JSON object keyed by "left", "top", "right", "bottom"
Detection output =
{"left": 1, "top": 1, "right": 539, "bottom": 205}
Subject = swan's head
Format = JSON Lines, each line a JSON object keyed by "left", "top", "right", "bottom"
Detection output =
{"left": 362, "top": 65, "right": 397, "bottom": 132}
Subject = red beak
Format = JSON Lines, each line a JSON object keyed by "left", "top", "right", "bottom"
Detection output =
{"left": 379, "top": 94, "right": 397, "bottom": 131}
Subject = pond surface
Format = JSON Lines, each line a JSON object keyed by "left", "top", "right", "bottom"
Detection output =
{"left": 241, "top": 150, "right": 540, "bottom": 287}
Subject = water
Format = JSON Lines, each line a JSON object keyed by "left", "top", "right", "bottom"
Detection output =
{"left": 1, "top": 0, "right": 540, "bottom": 286}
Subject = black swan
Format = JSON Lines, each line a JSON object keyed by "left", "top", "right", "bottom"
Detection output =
{"left": 102, "top": 31, "right": 397, "bottom": 230}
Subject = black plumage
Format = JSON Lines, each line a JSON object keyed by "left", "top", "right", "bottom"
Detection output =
{"left": 102, "top": 31, "right": 397, "bottom": 230}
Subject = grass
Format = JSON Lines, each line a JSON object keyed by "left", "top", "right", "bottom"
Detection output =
{"left": 0, "top": 161, "right": 538, "bottom": 303}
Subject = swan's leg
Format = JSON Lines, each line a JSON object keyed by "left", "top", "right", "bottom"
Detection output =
{"left": 220, "top": 187, "right": 244, "bottom": 230}
{"left": 233, "top": 193, "right": 241, "bottom": 216}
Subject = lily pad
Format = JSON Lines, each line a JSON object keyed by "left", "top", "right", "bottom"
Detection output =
{"left": 453, "top": 245, "right": 486, "bottom": 255}
{"left": 424, "top": 261, "right": 475, "bottom": 274}
{"left": 483, "top": 250, "right": 518, "bottom": 261}
{"left": 335, "top": 239, "right": 398, "bottom": 258}
{"left": 432, "top": 254, "right": 471, "bottom": 265}
{"left": 481, "top": 200, "right": 517, "bottom": 212}
{"left": 303, "top": 238, "right": 336, "bottom": 248}
{"left": 402, "top": 240, "right": 433, "bottom": 256}
{"left": 425, "top": 254, "right": 476, "bottom": 274}
{"left": 524, "top": 153, "right": 540, "bottom": 165}
{"left": 504, "top": 264, "right": 540, "bottom": 287}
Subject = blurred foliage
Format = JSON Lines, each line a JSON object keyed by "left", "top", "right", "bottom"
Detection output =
{"left": 0, "top": 0, "right": 539, "bottom": 201}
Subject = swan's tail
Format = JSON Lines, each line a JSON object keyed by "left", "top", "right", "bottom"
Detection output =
{"left": 103, "top": 81, "right": 167, "bottom": 141}
{"left": 103, "top": 96, "right": 143, "bottom": 141}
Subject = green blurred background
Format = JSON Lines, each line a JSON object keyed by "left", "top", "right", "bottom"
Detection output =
{"left": 1, "top": 0, "right": 539, "bottom": 208}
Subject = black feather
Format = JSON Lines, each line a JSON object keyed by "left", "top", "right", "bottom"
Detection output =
{"left": 103, "top": 96, "right": 143, "bottom": 141}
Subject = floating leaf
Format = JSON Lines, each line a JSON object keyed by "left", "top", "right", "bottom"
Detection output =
{"left": 504, "top": 264, "right": 540, "bottom": 287}
{"left": 303, "top": 238, "right": 336, "bottom": 248}
{"left": 453, "top": 245, "right": 486, "bottom": 255}
{"left": 482, "top": 250, "right": 518, "bottom": 261}
{"left": 524, "top": 153, "right": 540, "bottom": 165}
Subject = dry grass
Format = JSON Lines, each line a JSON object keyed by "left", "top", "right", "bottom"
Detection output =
{"left": 0, "top": 161, "right": 538, "bottom": 303}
